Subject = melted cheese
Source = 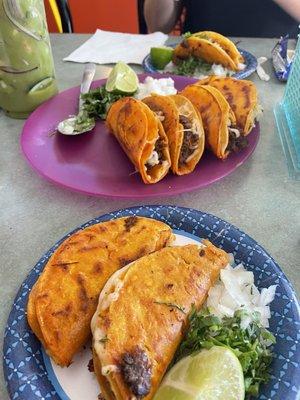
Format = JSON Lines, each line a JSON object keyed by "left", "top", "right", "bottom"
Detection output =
{"left": 229, "top": 127, "right": 241, "bottom": 138}
{"left": 91, "top": 263, "right": 132, "bottom": 335}
{"left": 146, "top": 150, "right": 160, "bottom": 167}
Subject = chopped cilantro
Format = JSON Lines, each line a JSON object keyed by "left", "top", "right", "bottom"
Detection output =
{"left": 182, "top": 31, "right": 192, "bottom": 39}
{"left": 81, "top": 85, "right": 131, "bottom": 120}
{"left": 154, "top": 301, "right": 186, "bottom": 314}
{"left": 174, "top": 308, "right": 275, "bottom": 399}
{"left": 174, "top": 56, "right": 212, "bottom": 76}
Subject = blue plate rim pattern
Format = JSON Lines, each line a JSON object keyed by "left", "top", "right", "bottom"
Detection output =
{"left": 3, "top": 205, "right": 300, "bottom": 400}
{"left": 142, "top": 47, "right": 258, "bottom": 80}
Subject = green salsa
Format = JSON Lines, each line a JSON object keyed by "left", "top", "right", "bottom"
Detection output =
{"left": 0, "top": 0, "right": 58, "bottom": 118}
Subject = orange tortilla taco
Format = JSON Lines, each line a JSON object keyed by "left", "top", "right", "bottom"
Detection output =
{"left": 197, "top": 76, "right": 262, "bottom": 135}
{"left": 107, "top": 97, "right": 171, "bottom": 184}
{"left": 27, "top": 217, "right": 173, "bottom": 367}
{"left": 181, "top": 84, "right": 248, "bottom": 159}
{"left": 142, "top": 94, "right": 205, "bottom": 175}
{"left": 173, "top": 31, "right": 244, "bottom": 72}
{"left": 91, "top": 242, "right": 229, "bottom": 400}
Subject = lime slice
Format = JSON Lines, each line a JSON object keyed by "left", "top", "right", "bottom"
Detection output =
{"left": 29, "top": 77, "right": 55, "bottom": 93}
{"left": 154, "top": 346, "right": 245, "bottom": 400}
{"left": 105, "top": 61, "right": 138, "bottom": 94}
{"left": 150, "top": 47, "right": 174, "bottom": 69}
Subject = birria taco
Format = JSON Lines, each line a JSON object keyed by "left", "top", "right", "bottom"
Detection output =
{"left": 27, "top": 216, "right": 173, "bottom": 366}
{"left": 91, "top": 241, "right": 229, "bottom": 400}
{"left": 173, "top": 31, "right": 244, "bottom": 72}
{"left": 197, "top": 76, "right": 262, "bottom": 135}
{"left": 106, "top": 97, "right": 171, "bottom": 184}
{"left": 143, "top": 94, "right": 205, "bottom": 175}
{"left": 181, "top": 84, "right": 248, "bottom": 159}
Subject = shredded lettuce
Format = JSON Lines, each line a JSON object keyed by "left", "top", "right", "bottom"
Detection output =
{"left": 174, "top": 308, "right": 275, "bottom": 399}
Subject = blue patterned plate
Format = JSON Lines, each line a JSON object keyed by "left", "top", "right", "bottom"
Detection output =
{"left": 142, "top": 48, "right": 258, "bottom": 80}
{"left": 3, "top": 206, "right": 300, "bottom": 400}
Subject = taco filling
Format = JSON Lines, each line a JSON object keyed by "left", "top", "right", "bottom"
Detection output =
{"left": 179, "top": 115, "right": 200, "bottom": 165}
{"left": 145, "top": 109, "right": 168, "bottom": 170}
{"left": 146, "top": 137, "right": 166, "bottom": 169}
{"left": 226, "top": 127, "right": 248, "bottom": 153}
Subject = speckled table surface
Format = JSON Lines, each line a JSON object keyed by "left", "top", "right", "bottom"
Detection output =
{"left": 1, "top": 34, "right": 300, "bottom": 399}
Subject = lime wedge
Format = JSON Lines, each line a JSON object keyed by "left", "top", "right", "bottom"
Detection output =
{"left": 105, "top": 61, "right": 138, "bottom": 94}
{"left": 150, "top": 47, "right": 174, "bottom": 69}
{"left": 154, "top": 346, "right": 245, "bottom": 400}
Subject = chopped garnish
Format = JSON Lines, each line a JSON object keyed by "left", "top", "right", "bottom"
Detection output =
{"left": 175, "top": 56, "right": 212, "bottom": 76}
{"left": 154, "top": 301, "right": 186, "bottom": 314}
{"left": 174, "top": 308, "right": 275, "bottom": 399}
{"left": 81, "top": 85, "right": 131, "bottom": 120}
{"left": 182, "top": 31, "right": 192, "bottom": 39}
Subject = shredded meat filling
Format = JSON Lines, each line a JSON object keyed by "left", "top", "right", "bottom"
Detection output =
{"left": 146, "top": 137, "right": 165, "bottom": 170}
{"left": 120, "top": 347, "right": 152, "bottom": 398}
{"left": 226, "top": 129, "right": 248, "bottom": 153}
{"left": 179, "top": 115, "right": 199, "bottom": 165}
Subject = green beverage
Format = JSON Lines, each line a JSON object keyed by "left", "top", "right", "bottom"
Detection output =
{"left": 0, "top": 0, "right": 58, "bottom": 118}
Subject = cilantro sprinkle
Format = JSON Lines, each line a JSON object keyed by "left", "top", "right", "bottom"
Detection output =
{"left": 174, "top": 308, "right": 275, "bottom": 399}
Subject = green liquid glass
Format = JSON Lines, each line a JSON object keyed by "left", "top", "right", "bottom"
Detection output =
{"left": 0, "top": 0, "right": 58, "bottom": 118}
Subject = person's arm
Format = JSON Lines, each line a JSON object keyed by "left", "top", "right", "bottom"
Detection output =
{"left": 273, "top": 0, "right": 300, "bottom": 21}
{"left": 144, "top": 0, "right": 183, "bottom": 33}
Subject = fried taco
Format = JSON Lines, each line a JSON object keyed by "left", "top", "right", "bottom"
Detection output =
{"left": 173, "top": 31, "right": 244, "bottom": 72}
{"left": 142, "top": 94, "right": 205, "bottom": 175}
{"left": 197, "top": 76, "right": 262, "bottom": 135}
{"left": 92, "top": 241, "right": 229, "bottom": 400}
{"left": 106, "top": 97, "right": 171, "bottom": 184}
{"left": 27, "top": 216, "right": 173, "bottom": 367}
{"left": 181, "top": 84, "right": 249, "bottom": 159}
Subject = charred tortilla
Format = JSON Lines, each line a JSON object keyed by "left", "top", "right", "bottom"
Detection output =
{"left": 143, "top": 94, "right": 205, "bottom": 175}
{"left": 173, "top": 31, "right": 243, "bottom": 72}
{"left": 27, "top": 216, "right": 173, "bottom": 367}
{"left": 197, "top": 76, "right": 260, "bottom": 135}
{"left": 106, "top": 97, "right": 171, "bottom": 184}
{"left": 92, "top": 241, "right": 229, "bottom": 400}
{"left": 181, "top": 84, "right": 249, "bottom": 159}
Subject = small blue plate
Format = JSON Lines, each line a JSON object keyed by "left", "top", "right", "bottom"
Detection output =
{"left": 142, "top": 48, "right": 258, "bottom": 80}
{"left": 3, "top": 205, "right": 300, "bottom": 400}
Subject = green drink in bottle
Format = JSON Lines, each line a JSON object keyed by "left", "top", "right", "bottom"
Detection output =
{"left": 0, "top": 0, "right": 58, "bottom": 118}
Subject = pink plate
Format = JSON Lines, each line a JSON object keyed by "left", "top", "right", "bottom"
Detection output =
{"left": 21, "top": 74, "right": 260, "bottom": 198}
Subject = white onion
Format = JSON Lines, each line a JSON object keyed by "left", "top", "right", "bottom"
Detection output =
{"left": 207, "top": 264, "right": 276, "bottom": 328}
{"left": 135, "top": 77, "right": 177, "bottom": 100}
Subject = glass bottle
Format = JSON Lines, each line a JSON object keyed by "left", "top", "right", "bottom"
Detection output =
{"left": 0, "top": 0, "right": 58, "bottom": 118}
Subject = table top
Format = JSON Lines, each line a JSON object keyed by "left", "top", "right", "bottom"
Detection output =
{"left": 1, "top": 34, "right": 300, "bottom": 399}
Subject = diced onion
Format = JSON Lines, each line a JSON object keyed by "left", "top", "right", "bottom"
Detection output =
{"left": 207, "top": 264, "right": 276, "bottom": 328}
{"left": 135, "top": 77, "right": 177, "bottom": 100}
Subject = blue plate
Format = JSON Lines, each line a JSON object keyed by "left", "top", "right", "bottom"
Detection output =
{"left": 142, "top": 48, "right": 258, "bottom": 80}
{"left": 3, "top": 205, "right": 300, "bottom": 400}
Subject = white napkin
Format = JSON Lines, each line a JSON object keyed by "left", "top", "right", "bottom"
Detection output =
{"left": 64, "top": 29, "right": 168, "bottom": 65}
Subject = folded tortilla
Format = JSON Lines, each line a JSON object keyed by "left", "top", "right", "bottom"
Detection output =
{"left": 142, "top": 94, "right": 205, "bottom": 175}
{"left": 181, "top": 84, "right": 249, "bottom": 159}
{"left": 106, "top": 97, "right": 171, "bottom": 184}
{"left": 92, "top": 241, "right": 229, "bottom": 400}
{"left": 197, "top": 76, "right": 261, "bottom": 135}
{"left": 173, "top": 31, "right": 243, "bottom": 71}
{"left": 27, "top": 216, "right": 173, "bottom": 367}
